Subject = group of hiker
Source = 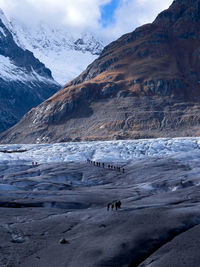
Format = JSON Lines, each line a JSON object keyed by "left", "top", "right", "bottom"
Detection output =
{"left": 107, "top": 200, "right": 121, "bottom": 211}
{"left": 32, "top": 162, "right": 38, "bottom": 166}
{"left": 87, "top": 159, "right": 125, "bottom": 173}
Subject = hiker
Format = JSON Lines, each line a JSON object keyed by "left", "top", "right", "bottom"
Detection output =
{"left": 117, "top": 200, "right": 122, "bottom": 209}
{"left": 107, "top": 203, "right": 111, "bottom": 211}
{"left": 115, "top": 202, "right": 118, "bottom": 210}
{"left": 102, "top": 163, "right": 105, "bottom": 168}
{"left": 122, "top": 168, "right": 125, "bottom": 173}
{"left": 111, "top": 203, "right": 114, "bottom": 211}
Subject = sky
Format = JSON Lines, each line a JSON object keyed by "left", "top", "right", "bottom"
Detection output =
{"left": 0, "top": 0, "right": 173, "bottom": 43}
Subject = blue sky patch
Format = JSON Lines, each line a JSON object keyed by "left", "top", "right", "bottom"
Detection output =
{"left": 100, "top": 0, "right": 120, "bottom": 27}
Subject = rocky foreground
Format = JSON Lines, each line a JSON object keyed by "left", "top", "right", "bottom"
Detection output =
{"left": 0, "top": 153, "right": 200, "bottom": 267}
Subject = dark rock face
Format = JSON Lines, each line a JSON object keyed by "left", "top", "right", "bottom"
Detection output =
{"left": 0, "top": 0, "right": 200, "bottom": 143}
{"left": 0, "top": 10, "right": 60, "bottom": 133}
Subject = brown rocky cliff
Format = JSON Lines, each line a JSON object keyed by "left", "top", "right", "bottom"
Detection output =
{"left": 0, "top": 0, "right": 200, "bottom": 143}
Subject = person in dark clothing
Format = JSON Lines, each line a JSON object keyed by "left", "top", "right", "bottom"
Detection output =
{"left": 115, "top": 202, "right": 118, "bottom": 210}
{"left": 122, "top": 168, "right": 125, "bottom": 173}
{"left": 111, "top": 203, "right": 114, "bottom": 210}
{"left": 118, "top": 201, "right": 122, "bottom": 209}
{"left": 107, "top": 203, "right": 111, "bottom": 211}
{"left": 102, "top": 163, "right": 105, "bottom": 168}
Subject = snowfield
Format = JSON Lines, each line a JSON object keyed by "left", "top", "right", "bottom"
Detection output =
{"left": 0, "top": 137, "right": 200, "bottom": 164}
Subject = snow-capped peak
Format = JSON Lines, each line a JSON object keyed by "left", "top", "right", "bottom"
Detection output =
{"left": 0, "top": 8, "right": 27, "bottom": 50}
{"left": 10, "top": 21, "right": 104, "bottom": 85}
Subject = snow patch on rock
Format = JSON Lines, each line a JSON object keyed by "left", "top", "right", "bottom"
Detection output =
{"left": 0, "top": 54, "right": 57, "bottom": 84}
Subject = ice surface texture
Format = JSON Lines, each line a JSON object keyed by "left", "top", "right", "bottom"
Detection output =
{"left": 0, "top": 137, "right": 199, "bottom": 164}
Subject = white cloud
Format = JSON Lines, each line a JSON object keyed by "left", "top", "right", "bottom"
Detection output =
{"left": 0, "top": 0, "right": 110, "bottom": 30}
{"left": 0, "top": 0, "right": 173, "bottom": 42}
{"left": 101, "top": 0, "right": 173, "bottom": 41}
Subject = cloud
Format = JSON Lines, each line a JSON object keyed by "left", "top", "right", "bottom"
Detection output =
{"left": 101, "top": 0, "right": 173, "bottom": 41}
{"left": 0, "top": 0, "right": 173, "bottom": 42}
{"left": 0, "top": 0, "right": 110, "bottom": 29}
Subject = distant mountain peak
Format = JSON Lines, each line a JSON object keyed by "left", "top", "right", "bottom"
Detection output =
{"left": 10, "top": 20, "right": 104, "bottom": 85}
{"left": 1, "top": 0, "right": 200, "bottom": 143}
{"left": 0, "top": 11, "right": 60, "bottom": 133}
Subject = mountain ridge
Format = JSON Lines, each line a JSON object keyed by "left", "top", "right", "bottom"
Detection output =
{"left": 0, "top": 9, "right": 60, "bottom": 133}
{"left": 11, "top": 21, "right": 104, "bottom": 85}
{"left": 0, "top": 0, "right": 200, "bottom": 143}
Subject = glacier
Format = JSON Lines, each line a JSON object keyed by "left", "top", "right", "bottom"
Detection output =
{"left": 0, "top": 138, "right": 200, "bottom": 266}
{"left": 0, "top": 137, "right": 199, "bottom": 164}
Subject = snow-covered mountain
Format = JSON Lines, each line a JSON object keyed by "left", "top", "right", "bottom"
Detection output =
{"left": 0, "top": 9, "right": 60, "bottom": 133}
{"left": 11, "top": 21, "right": 104, "bottom": 85}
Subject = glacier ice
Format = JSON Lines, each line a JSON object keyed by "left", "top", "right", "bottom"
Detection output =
{"left": 0, "top": 137, "right": 199, "bottom": 165}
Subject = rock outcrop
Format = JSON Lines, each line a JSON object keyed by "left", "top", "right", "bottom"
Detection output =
{"left": 0, "top": 0, "right": 200, "bottom": 143}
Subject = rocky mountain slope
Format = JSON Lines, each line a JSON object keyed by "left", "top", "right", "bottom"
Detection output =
{"left": 0, "top": 9, "right": 60, "bottom": 133}
{"left": 12, "top": 22, "right": 104, "bottom": 85}
{"left": 1, "top": 0, "right": 200, "bottom": 144}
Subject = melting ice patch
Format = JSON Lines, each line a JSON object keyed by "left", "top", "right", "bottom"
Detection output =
{"left": 0, "top": 137, "right": 200, "bottom": 164}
